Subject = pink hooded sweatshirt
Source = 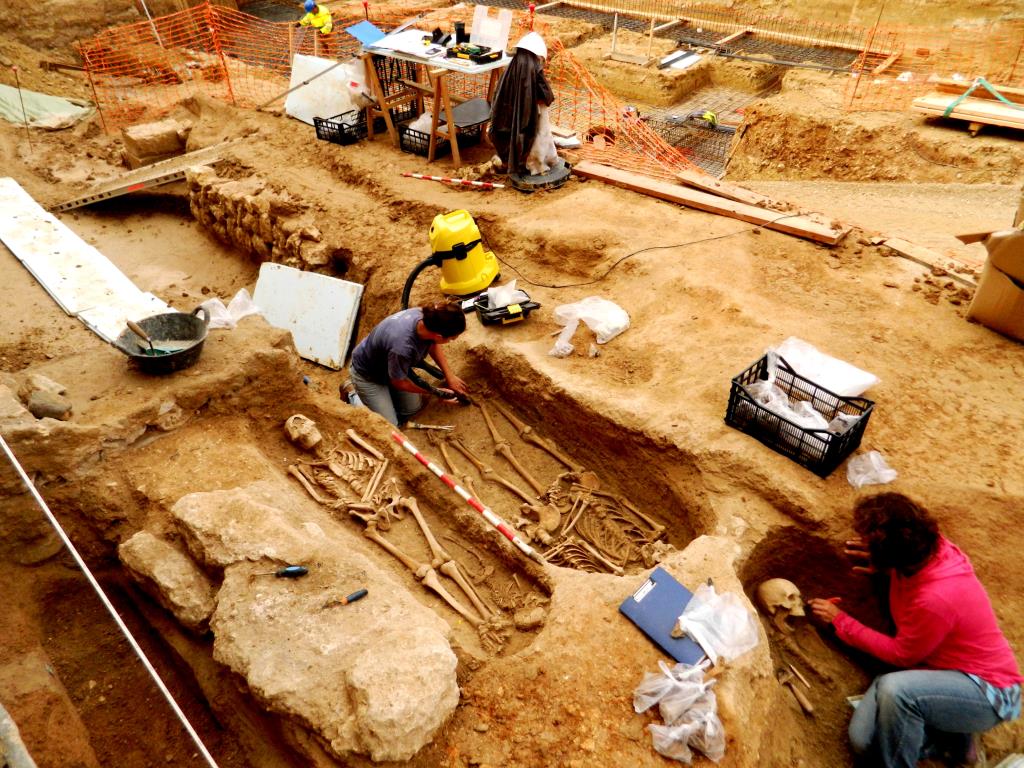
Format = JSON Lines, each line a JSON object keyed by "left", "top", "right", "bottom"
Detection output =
{"left": 833, "top": 537, "right": 1021, "bottom": 689}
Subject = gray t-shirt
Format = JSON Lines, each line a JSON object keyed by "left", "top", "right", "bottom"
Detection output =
{"left": 351, "top": 308, "right": 432, "bottom": 386}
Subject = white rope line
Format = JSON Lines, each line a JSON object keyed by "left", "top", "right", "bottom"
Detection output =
{"left": 0, "top": 435, "right": 220, "bottom": 768}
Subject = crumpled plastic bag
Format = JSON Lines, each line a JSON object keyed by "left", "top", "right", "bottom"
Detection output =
{"left": 847, "top": 450, "right": 898, "bottom": 489}
{"left": 640, "top": 671, "right": 726, "bottom": 764}
{"left": 773, "top": 337, "right": 879, "bottom": 397}
{"left": 674, "top": 584, "right": 760, "bottom": 666}
{"left": 633, "top": 660, "right": 714, "bottom": 727}
{"left": 199, "top": 288, "right": 261, "bottom": 330}
{"left": 486, "top": 279, "right": 530, "bottom": 310}
{"left": 548, "top": 296, "right": 629, "bottom": 357}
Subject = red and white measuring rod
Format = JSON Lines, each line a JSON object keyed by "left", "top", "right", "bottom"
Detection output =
{"left": 401, "top": 172, "right": 505, "bottom": 189}
{"left": 391, "top": 431, "right": 545, "bottom": 565}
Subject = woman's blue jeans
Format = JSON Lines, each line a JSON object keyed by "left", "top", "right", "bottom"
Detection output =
{"left": 349, "top": 368, "right": 423, "bottom": 427}
{"left": 849, "top": 670, "right": 1000, "bottom": 768}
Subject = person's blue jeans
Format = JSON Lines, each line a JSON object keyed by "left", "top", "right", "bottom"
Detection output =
{"left": 349, "top": 368, "right": 423, "bottom": 427}
{"left": 849, "top": 670, "right": 1000, "bottom": 768}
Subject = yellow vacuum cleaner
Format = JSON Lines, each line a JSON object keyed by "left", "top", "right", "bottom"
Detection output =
{"left": 401, "top": 210, "right": 499, "bottom": 307}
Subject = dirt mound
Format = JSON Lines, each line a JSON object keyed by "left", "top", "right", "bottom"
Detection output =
{"left": 726, "top": 70, "right": 1024, "bottom": 183}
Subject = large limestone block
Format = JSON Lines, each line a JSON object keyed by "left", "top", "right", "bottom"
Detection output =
{"left": 212, "top": 556, "right": 458, "bottom": 762}
{"left": 170, "top": 480, "right": 322, "bottom": 568}
{"left": 118, "top": 531, "right": 216, "bottom": 632}
{"left": 121, "top": 118, "right": 192, "bottom": 167}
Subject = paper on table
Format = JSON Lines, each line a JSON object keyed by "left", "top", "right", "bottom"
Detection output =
{"left": 370, "top": 28, "right": 432, "bottom": 56}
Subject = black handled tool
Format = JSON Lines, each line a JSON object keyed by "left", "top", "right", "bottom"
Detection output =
{"left": 253, "top": 565, "right": 309, "bottom": 578}
{"left": 323, "top": 588, "right": 369, "bottom": 608}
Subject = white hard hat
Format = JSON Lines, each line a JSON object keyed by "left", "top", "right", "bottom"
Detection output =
{"left": 515, "top": 32, "right": 547, "bottom": 59}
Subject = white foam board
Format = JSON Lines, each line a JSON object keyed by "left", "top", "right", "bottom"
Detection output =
{"left": 252, "top": 262, "right": 362, "bottom": 370}
{"left": 0, "top": 177, "right": 170, "bottom": 344}
{"left": 285, "top": 54, "right": 360, "bottom": 126}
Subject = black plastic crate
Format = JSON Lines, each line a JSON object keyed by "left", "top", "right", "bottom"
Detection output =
{"left": 724, "top": 354, "right": 874, "bottom": 477}
{"left": 313, "top": 109, "right": 367, "bottom": 145}
{"left": 398, "top": 122, "right": 483, "bottom": 157}
{"left": 373, "top": 56, "right": 417, "bottom": 98}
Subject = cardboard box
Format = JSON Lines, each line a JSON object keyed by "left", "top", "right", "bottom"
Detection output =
{"left": 967, "top": 229, "right": 1024, "bottom": 343}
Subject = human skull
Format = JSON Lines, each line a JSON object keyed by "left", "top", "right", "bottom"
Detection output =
{"left": 755, "top": 578, "right": 805, "bottom": 633}
{"left": 284, "top": 414, "right": 323, "bottom": 451}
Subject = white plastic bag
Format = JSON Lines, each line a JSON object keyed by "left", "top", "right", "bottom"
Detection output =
{"left": 553, "top": 297, "right": 630, "bottom": 344}
{"left": 200, "top": 288, "right": 261, "bottom": 330}
{"left": 548, "top": 318, "right": 579, "bottom": 358}
{"left": 633, "top": 660, "right": 707, "bottom": 714}
{"left": 486, "top": 279, "right": 530, "bottom": 310}
{"left": 847, "top": 450, "right": 898, "bottom": 489}
{"left": 772, "top": 337, "right": 879, "bottom": 397}
{"left": 674, "top": 584, "right": 760, "bottom": 666}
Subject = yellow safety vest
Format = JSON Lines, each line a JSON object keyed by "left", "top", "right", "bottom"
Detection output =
{"left": 299, "top": 7, "right": 334, "bottom": 35}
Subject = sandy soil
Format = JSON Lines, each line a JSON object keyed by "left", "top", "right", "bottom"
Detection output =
{"left": 2, "top": 5, "right": 1024, "bottom": 768}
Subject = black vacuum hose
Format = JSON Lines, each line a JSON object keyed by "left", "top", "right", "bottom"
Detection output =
{"left": 401, "top": 255, "right": 442, "bottom": 310}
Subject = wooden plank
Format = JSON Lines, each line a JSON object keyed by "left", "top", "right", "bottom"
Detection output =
{"left": 914, "top": 107, "right": 1024, "bottom": 132}
{"left": 573, "top": 161, "right": 848, "bottom": 245}
{"left": 882, "top": 238, "right": 976, "bottom": 288}
{"left": 676, "top": 168, "right": 777, "bottom": 208}
{"left": 912, "top": 95, "right": 1024, "bottom": 123}
{"left": 713, "top": 29, "right": 750, "bottom": 46}
{"left": 871, "top": 48, "right": 902, "bottom": 74}
{"left": 912, "top": 100, "right": 1024, "bottom": 132}
{"left": 932, "top": 78, "right": 1024, "bottom": 104}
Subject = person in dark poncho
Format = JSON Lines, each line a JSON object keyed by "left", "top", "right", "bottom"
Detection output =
{"left": 488, "top": 32, "right": 554, "bottom": 176}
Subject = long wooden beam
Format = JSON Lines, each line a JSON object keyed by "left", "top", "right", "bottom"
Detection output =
{"left": 932, "top": 78, "right": 1024, "bottom": 104}
{"left": 573, "top": 161, "right": 848, "bottom": 245}
{"left": 676, "top": 168, "right": 777, "bottom": 208}
{"left": 882, "top": 238, "right": 977, "bottom": 288}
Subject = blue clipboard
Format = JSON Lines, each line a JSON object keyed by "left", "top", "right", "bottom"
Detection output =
{"left": 619, "top": 567, "right": 706, "bottom": 665}
{"left": 345, "top": 20, "right": 386, "bottom": 47}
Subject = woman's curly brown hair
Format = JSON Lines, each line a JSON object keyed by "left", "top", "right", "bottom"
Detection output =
{"left": 853, "top": 492, "right": 940, "bottom": 576}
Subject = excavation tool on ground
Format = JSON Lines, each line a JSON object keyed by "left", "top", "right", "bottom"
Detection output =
{"left": 253, "top": 565, "right": 309, "bottom": 578}
{"left": 323, "top": 588, "right": 368, "bottom": 608}
{"left": 391, "top": 431, "right": 546, "bottom": 566}
{"left": 405, "top": 422, "right": 454, "bottom": 431}
{"left": 400, "top": 210, "right": 499, "bottom": 308}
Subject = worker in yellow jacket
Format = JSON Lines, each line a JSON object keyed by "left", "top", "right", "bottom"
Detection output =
{"left": 299, "top": 0, "right": 334, "bottom": 35}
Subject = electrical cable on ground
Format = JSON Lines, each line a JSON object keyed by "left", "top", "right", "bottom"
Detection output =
{"left": 490, "top": 213, "right": 806, "bottom": 289}
{"left": 0, "top": 434, "right": 220, "bottom": 768}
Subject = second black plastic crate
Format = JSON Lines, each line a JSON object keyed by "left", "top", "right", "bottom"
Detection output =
{"left": 724, "top": 354, "right": 874, "bottom": 477}
{"left": 313, "top": 110, "right": 367, "bottom": 145}
{"left": 398, "top": 122, "right": 483, "bottom": 158}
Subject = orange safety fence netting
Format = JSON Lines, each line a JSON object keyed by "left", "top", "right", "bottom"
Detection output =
{"left": 78, "top": 2, "right": 698, "bottom": 179}
{"left": 844, "top": 19, "right": 1024, "bottom": 111}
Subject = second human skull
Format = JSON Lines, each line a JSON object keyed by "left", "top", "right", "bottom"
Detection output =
{"left": 284, "top": 414, "right": 323, "bottom": 451}
{"left": 756, "top": 578, "right": 805, "bottom": 633}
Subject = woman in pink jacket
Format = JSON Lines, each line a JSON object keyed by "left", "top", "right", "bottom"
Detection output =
{"left": 809, "top": 493, "right": 1021, "bottom": 768}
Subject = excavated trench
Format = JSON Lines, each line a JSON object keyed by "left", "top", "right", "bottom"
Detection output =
{"left": 0, "top": 189, "right": 735, "bottom": 766}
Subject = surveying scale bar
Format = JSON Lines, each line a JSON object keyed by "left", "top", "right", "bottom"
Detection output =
{"left": 52, "top": 141, "right": 235, "bottom": 213}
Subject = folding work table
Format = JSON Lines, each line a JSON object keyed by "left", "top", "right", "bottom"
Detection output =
{"left": 361, "top": 43, "right": 509, "bottom": 168}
